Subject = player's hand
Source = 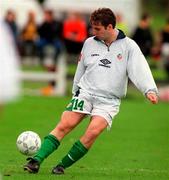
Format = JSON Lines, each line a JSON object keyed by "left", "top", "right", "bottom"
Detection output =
{"left": 146, "top": 92, "right": 158, "bottom": 104}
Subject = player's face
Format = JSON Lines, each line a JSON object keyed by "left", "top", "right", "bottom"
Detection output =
{"left": 91, "top": 23, "right": 110, "bottom": 41}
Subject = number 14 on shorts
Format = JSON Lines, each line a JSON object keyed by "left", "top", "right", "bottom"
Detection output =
{"left": 66, "top": 98, "right": 84, "bottom": 111}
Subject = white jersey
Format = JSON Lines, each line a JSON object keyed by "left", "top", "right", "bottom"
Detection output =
{"left": 0, "top": 19, "right": 20, "bottom": 103}
{"left": 72, "top": 29, "right": 158, "bottom": 99}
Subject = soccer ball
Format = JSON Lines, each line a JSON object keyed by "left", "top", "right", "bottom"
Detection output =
{"left": 16, "top": 131, "right": 41, "bottom": 156}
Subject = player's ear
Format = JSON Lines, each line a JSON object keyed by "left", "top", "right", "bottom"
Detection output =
{"left": 107, "top": 24, "right": 113, "bottom": 30}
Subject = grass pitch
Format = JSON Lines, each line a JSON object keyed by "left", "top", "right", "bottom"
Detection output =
{"left": 0, "top": 92, "right": 169, "bottom": 180}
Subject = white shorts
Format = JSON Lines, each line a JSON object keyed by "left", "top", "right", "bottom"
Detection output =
{"left": 66, "top": 89, "right": 121, "bottom": 128}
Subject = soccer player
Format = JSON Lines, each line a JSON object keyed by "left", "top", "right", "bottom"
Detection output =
{"left": 0, "top": 18, "right": 20, "bottom": 109}
{"left": 24, "top": 8, "right": 158, "bottom": 175}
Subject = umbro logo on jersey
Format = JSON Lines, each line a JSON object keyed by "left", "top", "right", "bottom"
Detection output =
{"left": 91, "top": 54, "right": 99, "bottom": 57}
{"left": 99, "top": 59, "right": 111, "bottom": 68}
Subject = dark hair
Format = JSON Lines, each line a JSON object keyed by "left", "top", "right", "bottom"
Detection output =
{"left": 44, "top": 9, "right": 54, "bottom": 16}
{"left": 90, "top": 8, "right": 116, "bottom": 28}
{"left": 141, "top": 13, "right": 151, "bottom": 21}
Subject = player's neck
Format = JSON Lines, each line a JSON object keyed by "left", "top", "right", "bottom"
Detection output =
{"left": 104, "top": 29, "right": 118, "bottom": 46}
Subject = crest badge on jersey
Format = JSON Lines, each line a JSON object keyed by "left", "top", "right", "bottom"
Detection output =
{"left": 117, "top": 53, "right": 122, "bottom": 60}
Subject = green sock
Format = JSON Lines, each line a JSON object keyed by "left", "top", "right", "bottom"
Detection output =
{"left": 33, "top": 134, "right": 60, "bottom": 164}
{"left": 58, "top": 140, "right": 88, "bottom": 168}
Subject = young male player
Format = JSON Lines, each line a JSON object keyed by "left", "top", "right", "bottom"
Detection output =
{"left": 24, "top": 8, "right": 158, "bottom": 175}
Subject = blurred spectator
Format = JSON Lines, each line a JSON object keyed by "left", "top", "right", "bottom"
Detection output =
{"left": 160, "top": 17, "right": 169, "bottom": 78}
{"left": 132, "top": 13, "right": 153, "bottom": 57}
{"left": 159, "top": 86, "right": 169, "bottom": 102}
{"left": 63, "top": 12, "right": 87, "bottom": 57}
{"left": 0, "top": 18, "right": 20, "bottom": 109}
{"left": 4, "top": 9, "right": 19, "bottom": 46}
{"left": 20, "top": 11, "right": 38, "bottom": 61}
{"left": 37, "top": 9, "right": 63, "bottom": 95}
{"left": 37, "top": 9, "right": 63, "bottom": 66}
{"left": 116, "top": 13, "right": 128, "bottom": 35}
{"left": 150, "top": 32, "right": 161, "bottom": 62}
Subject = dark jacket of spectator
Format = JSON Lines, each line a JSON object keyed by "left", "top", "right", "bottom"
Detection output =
{"left": 132, "top": 13, "right": 153, "bottom": 57}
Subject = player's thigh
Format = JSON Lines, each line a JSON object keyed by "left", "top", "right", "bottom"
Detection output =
{"left": 86, "top": 115, "right": 108, "bottom": 135}
{"left": 82, "top": 116, "right": 108, "bottom": 140}
{"left": 80, "top": 115, "right": 108, "bottom": 148}
{"left": 61, "top": 111, "right": 86, "bottom": 124}
{"left": 59, "top": 111, "right": 86, "bottom": 128}
{"left": 51, "top": 111, "right": 86, "bottom": 140}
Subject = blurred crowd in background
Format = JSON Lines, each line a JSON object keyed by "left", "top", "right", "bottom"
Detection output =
{"left": 1, "top": 0, "right": 169, "bottom": 101}
{"left": 4, "top": 9, "right": 87, "bottom": 65}
{"left": 3, "top": 8, "right": 169, "bottom": 75}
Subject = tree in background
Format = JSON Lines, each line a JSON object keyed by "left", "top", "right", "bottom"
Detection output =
{"left": 142, "top": 0, "right": 169, "bottom": 11}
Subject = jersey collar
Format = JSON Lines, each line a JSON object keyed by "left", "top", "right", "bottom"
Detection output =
{"left": 94, "top": 29, "right": 126, "bottom": 42}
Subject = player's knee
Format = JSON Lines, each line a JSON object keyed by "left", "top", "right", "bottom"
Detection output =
{"left": 56, "top": 124, "right": 67, "bottom": 134}
{"left": 84, "top": 129, "right": 100, "bottom": 143}
{"left": 51, "top": 123, "right": 71, "bottom": 140}
{"left": 56, "top": 121, "right": 74, "bottom": 134}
